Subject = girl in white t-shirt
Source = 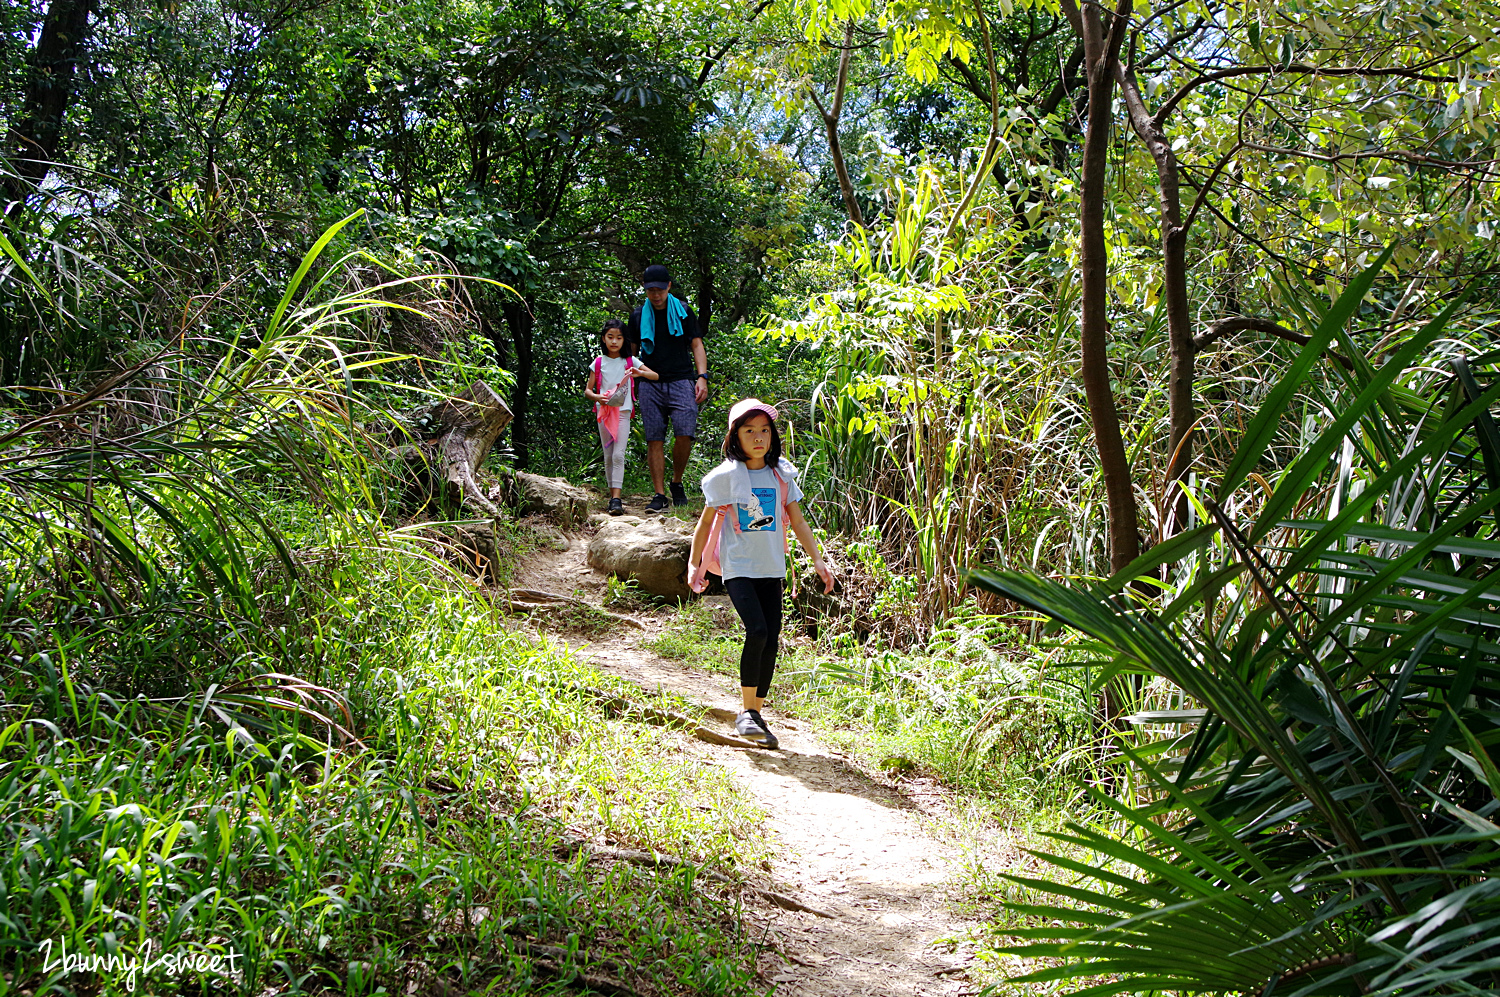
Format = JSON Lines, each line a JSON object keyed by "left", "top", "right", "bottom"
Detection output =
{"left": 687, "top": 399, "right": 834, "bottom": 748}
{"left": 584, "top": 318, "right": 656, "bottom": 515}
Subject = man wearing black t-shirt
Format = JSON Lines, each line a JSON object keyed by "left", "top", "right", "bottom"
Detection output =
{"left": 627, "top": 264, "right": 710, "bottom": 513}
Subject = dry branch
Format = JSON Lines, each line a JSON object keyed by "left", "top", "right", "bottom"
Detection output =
{"left": 514, "top": 940, "right": 642, "bottom": 997}
{"left": 504, "top": 590, "right": 647, "bottom": 630}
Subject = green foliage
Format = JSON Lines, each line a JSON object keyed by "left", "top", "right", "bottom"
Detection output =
{"left": 650, "top": 590, "right": 1095, "bottom": 812}
{"left": 8, "top": 0, "right": 1500, "bottom": 990}
{"left": 0, "top": 222, "right": 765, "bottom": 995}
{"left": 648, "top": 601, "right": 745, "bottom": 676}
{"left": 778, "top": 606, "right": 1096, "bottom": 809}
{"left": 968, "top": 277, "right": 1500, "bottom": 995}
{"left": 3, "top": 552, "right": 768, "bottom": 996}
{"left": 753, "top": 157, "right": 1106, "bottom": 625}
{"left": 2, "top": 0, "right": 819, "bottom": 478}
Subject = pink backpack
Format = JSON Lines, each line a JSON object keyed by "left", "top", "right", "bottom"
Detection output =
{"left": 593, "top": 355, "right": 636, "bottom": 403}
{"left": 689, "top": 468, "right": 791, "bottom": 594}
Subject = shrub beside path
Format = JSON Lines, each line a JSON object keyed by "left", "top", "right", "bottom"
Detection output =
{"left": 512, "top": 515, "right": 984, "bottom": 996}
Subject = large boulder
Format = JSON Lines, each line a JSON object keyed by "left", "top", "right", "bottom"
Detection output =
{"left": 504, "top": 472, "right": 590, "bottom": 527}
{"left": 587, "top": 516, "right": 692, "bottom": 599}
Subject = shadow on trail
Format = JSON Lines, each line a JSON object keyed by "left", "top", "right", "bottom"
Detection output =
{"left": 742, "top": 747, "right": 917, "bottom": 813}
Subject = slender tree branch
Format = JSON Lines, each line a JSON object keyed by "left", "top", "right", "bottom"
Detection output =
{"left": 696, "top": 37, "right": 740, "bottom": 88}
{"left": 941, "top": 0, "right": 1002, "bottom": 243}
{"left": 1153, "top": 54, "right": 1474, "bottom": 127}
{"left": 1115, "top": 54, "right": 1197, "bottom": 529}
{"left": 1129, "top": 17, "right": 1207, "bottom": 73}
{"left": 1062, "top": 0, "right": 1142, "bottom": 576}
{"left": 1101, "top": 0, "right": 1132, "bottom": 66}
{"left": 812, "top": 20, "right": 864, "bottom": 228}
{"left": 1181, "top": 170, "right": 1316, "bottom": 278}
{"left": 1131, "top": 0, "right": 1202, "bottom": 33}
{"left": 1240, "top": 141, "right": 1500, "bottom": 177}
{"left": 944, "top": 53, "right": 991, "bottom": 105}
{"left": 1182, "top": 139, "right": 1244, "bottom": 234}
{"left": 1193, "top": 316, "right": 1354, "bottom": 369}
{"left": 829, "top": 21, "right": 852, "bottom": 121}
{"left": 1040, "top": 43, "right": 1086, "bottom": 116}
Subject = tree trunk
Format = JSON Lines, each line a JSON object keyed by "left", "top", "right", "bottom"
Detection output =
{"left": 501, "top": 296, "right": 535, "bottom": 468}
{"left": 1064, "top": 0, "right": 1139, "bottom": 574}
{"left": 1063, "top": 0, "right": 1137, "bottom": 765}
{"left": 410, "top": 381, "right": 513, "bottom": 518}
{"left": 1116, "top": 68, "right": 1194, "bottom": 540}
{"left": 4, "top": 0, "right": 98, "bottom": 207}
{"left": 695, "top": 250, "right": 715, "bottom": 337}
{"left": 810, "top": 21, "right": 864, "bottom": 229}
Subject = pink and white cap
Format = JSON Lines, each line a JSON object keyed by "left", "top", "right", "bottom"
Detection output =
{"left": 728, "top": 397, "right": 779, "bottom": 426}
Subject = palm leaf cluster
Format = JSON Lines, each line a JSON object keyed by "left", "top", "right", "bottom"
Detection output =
{"left": 969, "top": 254, "right": 1500, "bottom": 995}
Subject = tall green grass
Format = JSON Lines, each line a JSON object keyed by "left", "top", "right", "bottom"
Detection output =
{"left": 4, "top": 538, "right": 769, "bottom": 996}
{"left": 1, "top": 217, "right": 769, "bottom": 996}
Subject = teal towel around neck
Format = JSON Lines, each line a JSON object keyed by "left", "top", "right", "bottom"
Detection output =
{"left": 640, "top": 295, "right": 687, "bottom": 355}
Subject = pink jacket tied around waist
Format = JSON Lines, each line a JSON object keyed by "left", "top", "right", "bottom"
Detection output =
{"left": 594, "top": 355, "right": 635, "bottom": 445}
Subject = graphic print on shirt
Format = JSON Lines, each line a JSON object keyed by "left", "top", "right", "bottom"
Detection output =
{"left": 738, "top": 487, "right": 778, "bottom": 531}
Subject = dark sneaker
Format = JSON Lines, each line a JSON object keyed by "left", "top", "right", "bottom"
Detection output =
{"left": 644, "top": 493, "right": 670, "bottom": 514}
{"left": 670, "top": 482, "right": 689, "bottom": 507}
{"left": 608, "top": 498, "right": 624, "bottom": 516}
{"left": 735, "top": 709, "right": 778, "bottom": 749}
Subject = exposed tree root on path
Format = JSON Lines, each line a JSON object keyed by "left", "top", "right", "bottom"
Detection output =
{"left": 547, "top": 680, "right": 764, "bottom": 748}
{"left": 505, "top": 588, "right": 647, "bottom": 629}
{"left": 562, "top": 840, "right": 840, "bottom": 919}
{"left": 513, "top": 941, "right": 644, "bottom": 997}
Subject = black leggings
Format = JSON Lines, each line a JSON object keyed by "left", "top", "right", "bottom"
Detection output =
{"left": 724, "top": 576, "right": 783, "bottom": 698}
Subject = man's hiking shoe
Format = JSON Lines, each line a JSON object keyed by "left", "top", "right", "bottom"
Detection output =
{"left": 735, "top": 709, "right": 778, "bottom": 749}
{"left": 670, "top": 482, "right": 689, "bottom": 507}
{"left": 645, "top": 493, "right": 670, "bottom": 514}
{"left": 608, "top": 498, "right": 624, "bottom": 516}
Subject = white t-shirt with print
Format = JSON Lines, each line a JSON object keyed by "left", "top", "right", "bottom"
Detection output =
{"left": 708, "top": 465, "right": 804, "bottom": 580}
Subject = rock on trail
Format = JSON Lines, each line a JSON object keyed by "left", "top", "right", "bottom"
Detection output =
{"left": 586, "top": 514, "right": 693, "bottom": 600}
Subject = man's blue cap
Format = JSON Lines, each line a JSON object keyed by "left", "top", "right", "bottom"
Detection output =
{"left": 643, "top": 264, "right": 671, "bottom": 289}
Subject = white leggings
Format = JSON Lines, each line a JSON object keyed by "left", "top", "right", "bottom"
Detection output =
{"left": 599, "top": 411, "right": 631, "bottom": 489}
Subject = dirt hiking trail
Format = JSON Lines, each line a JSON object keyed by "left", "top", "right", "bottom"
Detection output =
{"left": 512, "top": 514, "right": 988, "bottom": 996}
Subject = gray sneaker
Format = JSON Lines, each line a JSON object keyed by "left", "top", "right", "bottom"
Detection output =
{"left": 735, "top": 709, "right": 778, "bottom": 749}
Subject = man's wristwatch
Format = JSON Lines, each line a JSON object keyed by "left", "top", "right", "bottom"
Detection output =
{"left": 697, "top": 371, "right": 710, "bottom": 381}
